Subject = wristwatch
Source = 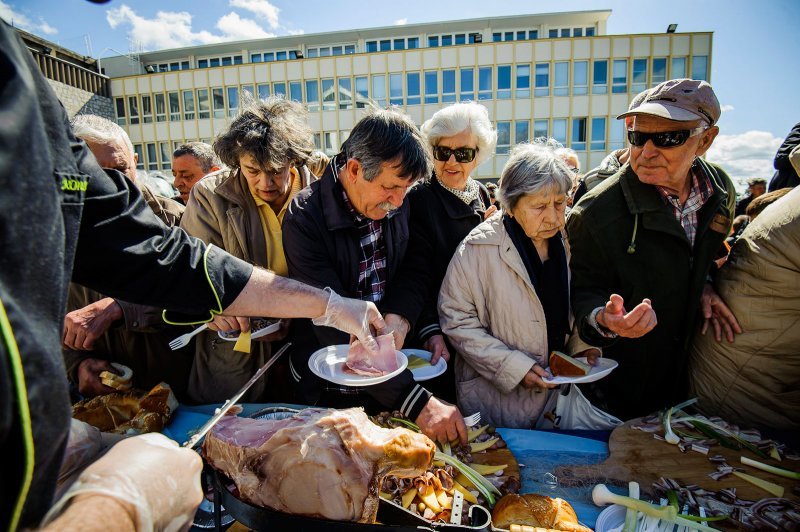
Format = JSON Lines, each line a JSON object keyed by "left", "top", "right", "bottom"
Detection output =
{"left": 588, "top": 307, "right": 618, "bottom": 339}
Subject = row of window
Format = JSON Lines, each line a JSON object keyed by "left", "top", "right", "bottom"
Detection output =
{"left": 305, "top": 44, "right": 357, "bottom": 58}
{"left": 365, "top": 37, "right": 420, "bottom": 52}
{"left": 152, "top": 61, "right": 191, "bottom": 73}
{"left": 119, "top": 56, "right": 707, "bottom": 125}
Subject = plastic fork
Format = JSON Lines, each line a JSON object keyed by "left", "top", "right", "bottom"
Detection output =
{"left": 168, "top": 323, "right": 209, "bottom": 350}
{"left": 463, "top": 412, "right": 481, "bottom": 427}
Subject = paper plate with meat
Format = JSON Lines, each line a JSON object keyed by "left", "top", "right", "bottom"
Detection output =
{"left": 309, "top": 334, "right": 408, "bottom": 386}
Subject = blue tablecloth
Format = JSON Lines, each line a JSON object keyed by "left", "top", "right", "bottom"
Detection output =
{"left": 168, "top": 404, "right": 609, "bottom": 528}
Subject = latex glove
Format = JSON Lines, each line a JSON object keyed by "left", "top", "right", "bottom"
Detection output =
{"left": 383, "top": 313, "right": 411, "bottom": 349}
{"left": 44, "top": 433, "right": 203, "bottom": 532}
{"left": 422, "top": 334, "right": 451, "bottom": 364}
{"left": 415, "top": 397, "right": 467, "bottom": 446}
{"left": 312, "top": 288, "right": 385, "bottom": 351}
{"left": 77, "top": 358, "right": 118, "bottom": 397}
{"left": 63, "top": 297, "right": 123, "bottom": 350}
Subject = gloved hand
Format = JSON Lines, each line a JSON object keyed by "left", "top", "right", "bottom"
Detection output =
{"left": 45, "top": 433, "right": 203, "bottom": 531}
{"left": 312, "top": 288, "right": 385, "bottom": 351}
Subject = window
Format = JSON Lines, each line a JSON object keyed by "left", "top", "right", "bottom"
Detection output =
{"left": 366, "top": 41, "right": 377, "bottom": 53}
{"left": 571, "top": 117, "right": 587, "bottom": 151}
{"left": 573, "top": 61, "right": 588, "bottom": 95}
{"left": 380, "top": 40, "right": 391, "bottom": 51}
{"left": 332, "top": 46, "right": 343, "bottom": 56}
{"left": 492, "top": 33, "right": 502, "bottom": 43}
{"left": 671, "top": 57, "right": 687, "bottom": 78}
{"left": 222, "top": 57, "right": 232, "bottom": 67}
{"left": 612, "top": 59, "right": 628, "bottom": 93}
{"left": 554, "top": 62, "right": 569, "bottom": 96}
{"left": 692, "top": 55, "right": 708, "bottom": 81}
{"left": 442, "top": 70, "right": 456, "bottom": 103}
{"left": 210, "top": 58, "right": 220, "bottom": 67}
{"left": 115, "top": 97, "right": 126, "bottom": 125}
{"left": 408, "top": 37, "right": 419, "bottom": 49}
{"left": 609, "top": 119, "right": 626, "bottom": 150}
{"left": 263, "top": 52, "right": 274, "bottom": 62}
{"left": 276, "top": 51, "right": 287, "bottom": 61}
{"left": 226, "top": 86, "right": 238, "bottom": 117}
{"left": 592, "top": 60, "right": 608, "bottom": 94}
{"left": 496, "top": 121, "right": 511, "bottom": 154}
{"left": 322, "top": 78, "right": 335, "bottom": 111}
{"left": 590, "top": 117, "right": 606, "bottom": 151}
{"left": 393, "top": 38, "right": 405, "bottom": 50}
{"left": 241, "top": 85, "right": 254, "bottom": 99}
{"left": 428, "top": 36, "right": 439, "bottom": 47}
{"left": 478, "top": 67, "right": 492, "bottom": 100}
{"left": 515, "top": 120, "right": 529, "bottom": 145}
{"left": 197, "top": 89, "right": 210, "bottom": 119}
{"left": 372, "top": 75, "right": 387, "bottom": 107}
{"left": 573, "top": 28, "right": 583, "bottom": 37}
{"left": 233, "top": 55, "right": 243, "bottom": 65}
{"left": 168, "top": 92, "right": 180, "bottom": 121}
{"left": 586, "top": 27, "right": 595, "bottom": 37}
{"left": 159, "top": 142, "right": 171, "bottom": 170}
{"left": 441, "top": 35, "right": 452, "bottom": 47}
{"left": 273, "top": 82, "right": 286, "bottom": 97}
{"left": 170, "top": 62, "right": 179, "bottom": 71}
{"left": 389, "top": 74, "right": 403, "bottom": 105}
{"left": 552, "top": 118, "right": 567, "bottom": 144}
{"left": 548, "top": 29, "right": 558, "bottom": 38}
{"left": 313, "top": 133, "right": 321, "bottom": 150}
{"left": 560, "top": 28, "right": 570, "bottom": 38}
{"left": 251, "top": 53, "right": 262, "bottom": 63}
{"left": 307, "top": 48, "right": 319, "bottom": 58}
{"left": 424, "top": 71, "right": 438, "bottom": 104}
{"left": 345, "top": 44, "right": 356, "bottom": 54}
{"left": 460, "top": 68, "right": 474, "bottom": 100}
{"left": 517, "top": 31, "right": 526, "bottom": 41}
{"left": 529, "top": 30, "right": 539, "bottom": 39}
{"left": 182, "top": 90, "right": 195, "bottom": 120}
{"left": 355, "top": 76, "right": 368, "bottom": 108}
{"left": 515, "top": 65, "right": 530, "bottom": 98}
{"left": 534, "top": 63, "right": 549, "bottom": 97}
{"left": 134, "top": 144, "right": 144, "bottom": 170}
{"left": 534, "top": 119, "right": 548, "bottom": 139}
{"left": 338, "top": 78, "right": 352, "bottom": 109}
{"left": 652, "top": 58, "right": 667, "bottom": 86}
{"left": 212, "top": 88, "right": 225, "bottom": 119}
{"left": 146, "top": 143, "right": 158, "bottom": 170}
{"left": 140, "top": 95, "right": 152, "bottom": 123}
{"left": 198, "top": 59, "right": 209, "bottom": 68}
{"left": 504, "top": 32, "right": 513, "bottom": 42}
{"left": 406, "top": 72, "right": 421, "bottom": 105}
{"left": 128, "top": 96, "right": 139, "bottom": 125}
{"left": 455, "top": 34, "right": 466, "bottom": 45}
{"left": 305, "top": 80, "right": 319, "bottom": 111}
{"left": 324, "top": 131, "right": 338, "bottom": 156}
{"left": 257, "top": 83, "right": 270, "bottom": 100}
{"left": 632, "top": 58, "right": 648, "bottom": 93}
{"left": 497, "top": 65, "right": 511, "bottom": 99}
{"left": 289, "top": 81, "right": 302, "bottom": 103}
{"left": 155, "top": 94, "right": 166, "bottom": 122}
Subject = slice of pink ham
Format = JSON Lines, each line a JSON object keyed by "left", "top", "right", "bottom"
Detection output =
{"left": 345, "top": 333, "right": 399, "bottom": 377}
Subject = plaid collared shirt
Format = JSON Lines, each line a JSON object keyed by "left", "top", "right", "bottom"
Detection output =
{"left": 341, "top": 189, "right": 388, "bottom": 303}
{"left": 656, "top": 166, "right": 714, "bottom": 246}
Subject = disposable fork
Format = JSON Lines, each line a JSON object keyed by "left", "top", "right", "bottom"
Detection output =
{"left": 168, "top": 323, "right": 209, "bottom": 350}
{"left": 463, "top": 412, "right": 481, "bottom": 427}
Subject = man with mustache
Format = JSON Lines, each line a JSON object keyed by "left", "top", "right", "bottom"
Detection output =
{"left": 283, "top": 108, "right": 468, "bottom": 445}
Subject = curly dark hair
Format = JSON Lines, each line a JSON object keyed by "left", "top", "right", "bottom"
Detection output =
{"left": 213, "top": 93, "right": 314, "bottom": 171}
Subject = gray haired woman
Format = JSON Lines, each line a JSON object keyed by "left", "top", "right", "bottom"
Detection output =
{"left": 381, "top": 101, "right": 497, "bottom": 403}
{"left": 438, "top": 140, "right": 600, "bottom": 428}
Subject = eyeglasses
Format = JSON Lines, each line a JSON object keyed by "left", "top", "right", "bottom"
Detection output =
{"left": 627, "top": 126, "right": 708, "bottom": 148}
{"left": 432, "top": 146, "right": 477, "bottom": 163}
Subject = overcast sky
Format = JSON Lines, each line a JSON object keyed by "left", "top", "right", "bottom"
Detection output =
{"left": 3, "top": 0, "right": 797, "bottom": 183}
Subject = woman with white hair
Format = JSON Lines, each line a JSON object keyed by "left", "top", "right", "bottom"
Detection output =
{"left": 382, "top": 102, "right": 497, "bottom": 401}
{"left": 438, "top": 140, "right": 600, "bottom": 428}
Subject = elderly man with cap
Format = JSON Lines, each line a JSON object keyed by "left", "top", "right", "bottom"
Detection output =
{"left": 566, "top": 79, "right": 740, "bottom": 420}
{"left": 734, "top": 177, "right": 767, "bottom": 216}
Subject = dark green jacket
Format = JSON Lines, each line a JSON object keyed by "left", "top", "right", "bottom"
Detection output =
{"left": 566, "top": 159, "right": 735, "bottom": 420}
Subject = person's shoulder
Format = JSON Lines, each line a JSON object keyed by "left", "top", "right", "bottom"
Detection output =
{"left": 463, "top": 211, "right": 503, "bottom": 246}
{"left": 285, "top": 177, "right": 324, "bottom": 226}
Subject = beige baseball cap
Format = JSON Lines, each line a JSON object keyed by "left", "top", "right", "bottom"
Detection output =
{"left": 617, "top": 78, "right": 721, "bottom": 126}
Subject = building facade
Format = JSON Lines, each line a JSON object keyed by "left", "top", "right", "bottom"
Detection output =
{"left": 101, "top": 10, "right": 712, "bottom": 178}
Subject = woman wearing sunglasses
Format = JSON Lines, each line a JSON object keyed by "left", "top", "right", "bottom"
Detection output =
{"left": 381, "top": 102, "right": 496, "bottom": 401}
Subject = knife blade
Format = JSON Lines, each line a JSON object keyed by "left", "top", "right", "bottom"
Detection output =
{"left": 182, "top": 342, "right": 291, "bottom": 448}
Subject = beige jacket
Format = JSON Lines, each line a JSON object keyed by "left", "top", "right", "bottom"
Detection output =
{"left": 439, "top": 214, "right": 594, "bottom": 428}
{"left": 689, "top": 187, "right": 800, "bottom": 430}
{"left": 180, "top": 166, "right": 314, "bottom": 403}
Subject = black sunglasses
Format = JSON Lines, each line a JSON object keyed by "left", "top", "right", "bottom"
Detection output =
{"left": 432, "top": 146, "right": 477, "bottom": 163}
{"left": 627, "top": 126, "right": 707, "bottom": 148}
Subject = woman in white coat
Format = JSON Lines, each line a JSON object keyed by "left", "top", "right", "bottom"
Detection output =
{"left": 439, "top": 140, "right": 599, "bottom": 428}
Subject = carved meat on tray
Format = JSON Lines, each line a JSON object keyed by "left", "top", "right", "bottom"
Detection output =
{"left": 203, "top": 407, "right": 435, "bottom": 523}
{"left": 345, "top": 333, "right": 399, "bottom": 376}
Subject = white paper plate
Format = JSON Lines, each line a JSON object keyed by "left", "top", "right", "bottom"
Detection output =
{"left": 308, "top": 344, "right": 408, "bottom": 387}
{"left": 402, "top": 349, "right": 447, "bottom": 382}
{"left": 542, "top": 357, "right": 619, "bottom": 384}
{"left": 217, "top": 318, "right": 282, "bottom": 341}
{"left": 594, "top": 504, "right": 626, "bottom": 532}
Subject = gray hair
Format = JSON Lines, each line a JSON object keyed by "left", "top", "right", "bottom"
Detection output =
{"left": 173, "top": 142, "right": 221, "bottom": 173}
{"left": 70, "top": 114, "right": 134, "bottom": 157}
{"left": 341, "top": 106, "right": 432, "bottom": 182}
{"left": 497, "top": 139, "right": 573, "bottom": 212}
{"left": 213, "top": 94, "right": 314, "bottom": 171}
{"left": 421, "top": 102, "right": 497, "bottom": 166}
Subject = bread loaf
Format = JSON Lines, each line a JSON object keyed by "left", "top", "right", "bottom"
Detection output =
{"left": 548, "top": 351, "right": 590, "bottom": 377}
{"left": 492, "top": 493, "right": 592, "bottom": 532}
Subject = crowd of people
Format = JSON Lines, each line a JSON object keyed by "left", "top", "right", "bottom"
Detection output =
{"left": 2, "top": 18, "right": 798, "bottom": 532}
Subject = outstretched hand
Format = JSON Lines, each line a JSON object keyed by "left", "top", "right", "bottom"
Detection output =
{"left": 597, "top": 294, "right": 657, "bottom": 338}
